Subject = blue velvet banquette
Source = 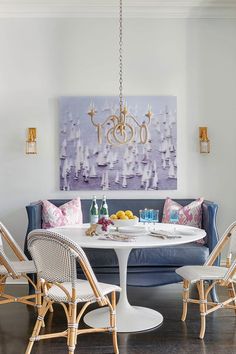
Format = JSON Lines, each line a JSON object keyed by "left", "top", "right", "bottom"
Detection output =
{"left": 25, "top": 199, "right": 219, "bottom": 293}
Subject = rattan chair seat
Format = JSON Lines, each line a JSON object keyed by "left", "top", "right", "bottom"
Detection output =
{"left": 176, "top": 265, "right": 228, "bottom": 282}
{"left": 0, "top": 260, "right": 36, "bottom": 275}
{"left": 47, "top": 279, "right": 121, "bottom": 303}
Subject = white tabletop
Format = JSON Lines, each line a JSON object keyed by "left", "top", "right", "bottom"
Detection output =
{"left": 51, "top": 223, "right": 206, "bottom": 250}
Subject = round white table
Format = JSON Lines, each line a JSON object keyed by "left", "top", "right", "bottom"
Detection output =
{"left": 52, "top": 223, "right": 206, "bottom": 333}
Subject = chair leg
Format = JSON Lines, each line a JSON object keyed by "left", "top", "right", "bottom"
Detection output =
{"left": 25, "top": 299, "right": 50, "bottom": 354}
{"left": 35, "top": 278, "right": 46, "bottom": 328}
{"left": 110, "top": 292, "right": 119, "bottom": 354}
{"left": 67, "top": 303, "right": 77, "bottom": 354}
{"left": 181, "top": 279, "right": 190, "bottom": 322}
{"left": 0, "top": 276, "right": 6, "bottom": 295}
{"left": 227, "top": 283, "right": 236, "bottom": 314}
{"left": 198, "top": 280, "right": 206, "bottom": 339}
{"left": 35, "top": 278, "right": 42, "bottom": 308}
{"left": 45, "top": 283, "right": 54, "bottom": 313}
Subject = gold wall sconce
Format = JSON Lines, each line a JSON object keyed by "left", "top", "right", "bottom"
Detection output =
{"left": 199, "top": 127, "right": 210, "bottom": 154}
{"left": 26, "top": 128, "right": 37, "bottom": 154}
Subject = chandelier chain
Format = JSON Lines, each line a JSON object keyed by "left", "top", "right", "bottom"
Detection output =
{"left": 119, "top": 0, "right": 123, "bottom": 113}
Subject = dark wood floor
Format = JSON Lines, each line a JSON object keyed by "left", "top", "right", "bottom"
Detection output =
{"left": 0, "top": 284, "right": 236, "bottom": 354}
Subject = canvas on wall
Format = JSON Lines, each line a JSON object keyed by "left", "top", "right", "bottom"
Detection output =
{"left": 59, "top": 96, "right": 177, "bottom": 191}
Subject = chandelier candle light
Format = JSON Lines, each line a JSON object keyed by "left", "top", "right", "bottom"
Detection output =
{"left": 87, "top": 0, "right": 153, "bottom": 146}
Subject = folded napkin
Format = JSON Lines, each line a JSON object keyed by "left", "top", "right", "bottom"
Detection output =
{"left": 98, "top": 232, "right": 136, "bottom": 242}
{"left": 149, "top": 230, "right": 182, "bottom": 239}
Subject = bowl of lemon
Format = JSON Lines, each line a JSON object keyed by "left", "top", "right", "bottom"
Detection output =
{"left": 110, "top": 210, "right": 139, "bottom": 229}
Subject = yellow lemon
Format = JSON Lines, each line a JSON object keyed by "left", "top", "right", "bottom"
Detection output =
{"left": 130, "top": 215, "right": 137, "bottom": 219}
{"left": 116, "top": 210, "right": 126, "bottom": 219}
{"left": 110, "top": 214, "right": 118, "bottom": 220}
{"left": 120, "top": 215, "right": 129, "bottom": 220}
{"left": 125, "top": 210, "right": 134, "bottom": 219}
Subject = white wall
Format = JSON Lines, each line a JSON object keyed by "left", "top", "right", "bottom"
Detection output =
{"left": 0, "top": 18, "right": 236, "bottom": 251}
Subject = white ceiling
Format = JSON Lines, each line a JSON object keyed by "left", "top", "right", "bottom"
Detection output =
{"left": 0, "top": 0, "right": 236, "bottom": 18}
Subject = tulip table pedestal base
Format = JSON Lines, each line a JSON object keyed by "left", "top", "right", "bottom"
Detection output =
{"left": 84, "top": 248, "right": 163, "bottom": 332}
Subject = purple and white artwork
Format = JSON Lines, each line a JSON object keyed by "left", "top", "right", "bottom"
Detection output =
{"left": 59, "top": 96, "right": 177, "bottom": 191}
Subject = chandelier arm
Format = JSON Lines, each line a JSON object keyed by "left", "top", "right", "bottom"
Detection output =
{"left": 127, "top": 113, "right": 152, "bottom": 127}
{"left": 97, "top": 124, "right": 102, "bottom": 144}
{"left": 101, "top": 114, "right": 120, "bottom": 128}
{"left": 112, "top": 123, "right": 134, "bottom": 145}
{"left": 140, "top": 124, "right": 148, "bottom": 144}
{"left": 106, "top": 126, "right": 127, "bottom": 146}
{"left": 107, "top": 127, "right": 116, "bottom": 145}
{"left": 113, "top": 128, "right": 127, "bottom": 145}
{"left": 127, "top": 114, "right": 143, "bottom": 128}
{"left": 107, "top": 124, "right": 133, "bottom": 146}
{"left": 145, "top": 116, "right": 151, "bottom": 125}
{"left": 89, "top": 116, "right": 100, "bottom": 128}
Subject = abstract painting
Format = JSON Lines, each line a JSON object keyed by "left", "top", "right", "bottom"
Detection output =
{"left": 59, "top": 96, "right": 177, "bottom": 191}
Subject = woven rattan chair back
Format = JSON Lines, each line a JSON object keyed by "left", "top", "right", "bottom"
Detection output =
{"left": 28, "top": 233, "right": 77, "bottom": 284}
{"left": 0, "top": 222, "right": 26, "bottom": 261}
{"left": 0, "top": 244, "right": 18, "bottom": 278}
{"left": 28, "top": 229, "right": 103, "bottom": 298}
{"left": 204, "top": 221, "right": 236, "bottom": 268}
{"left": 228, "top": 222, "right": 236, "bottom": 257}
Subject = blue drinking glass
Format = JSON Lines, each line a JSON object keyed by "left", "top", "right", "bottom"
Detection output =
{"left": 152, "top": 210, "right": 159, "bottom": 223}
{"left": 139, "top": 209, "right": 146, "bottom": 224}
{"left": 170, "top": 209, "right": 179, "bottom": 224}
{"left": 148, "top": 209, "right": 154, "bottom": 222}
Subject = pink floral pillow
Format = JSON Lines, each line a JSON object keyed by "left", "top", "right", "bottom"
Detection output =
{"left": 42, "top": 198, "right": 83, "bottom": 229}
{"left": 162, "top": 197, "right": 205, "bottom": 244}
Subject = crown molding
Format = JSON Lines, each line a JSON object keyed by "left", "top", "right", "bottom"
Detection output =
{"left": 0, "top": 1, "right": 236, "bottom": 19}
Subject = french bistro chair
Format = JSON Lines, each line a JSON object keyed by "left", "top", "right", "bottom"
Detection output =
{"left": 0, "top": 222, "right": 42, "bottom": 309}
{"left": 26, "top": 229, "right": 121, "bottom": 354}
{"left": 176, "top": 221, "right": 236, "bottom": 339}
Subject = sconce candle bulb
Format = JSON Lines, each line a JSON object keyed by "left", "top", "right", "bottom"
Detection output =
{"left": 26, "top": 127, "right": 37, "bottom": 154}
{"left": 199, "top": 127, "right": 210, "bottom": 154}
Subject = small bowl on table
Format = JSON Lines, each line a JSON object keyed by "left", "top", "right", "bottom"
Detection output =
{"left": 111, "top": 217, "right": 139, "bottom": 231}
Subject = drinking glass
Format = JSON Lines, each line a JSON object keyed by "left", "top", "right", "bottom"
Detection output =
{"left": 147, "top": 209, "right": 154, "bottom": 223}
{"left": 139, "top": 209, "right": 154, "bottom": 230}
{"left": 170, "top": 209, "right": 179, "bottom": 224}
{"left": 139, "top": 209, "right": 147, "bottom": 224}
{"left": 170, "top": 209, "right": 179, "bottom": 234}
{"left": 152, "top": 210, "right": 159, "bottom": 229}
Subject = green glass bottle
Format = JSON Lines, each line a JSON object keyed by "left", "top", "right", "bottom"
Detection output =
{"left": 99, "top": 195, "right": 109, "bottom": 219}
{"left": 90, "top": 195, "right": 99, "bottom": 225}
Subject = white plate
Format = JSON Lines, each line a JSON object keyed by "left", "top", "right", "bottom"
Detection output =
{"left": 116, "top": 226, "right": 146, "bottom": 234}
{"left": 177, "top": 227, "right": 197, "bottom": 236}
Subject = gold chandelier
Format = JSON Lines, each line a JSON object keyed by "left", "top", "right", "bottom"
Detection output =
{"left": 88, "top": 0, "right": 153, "bottom": 146}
